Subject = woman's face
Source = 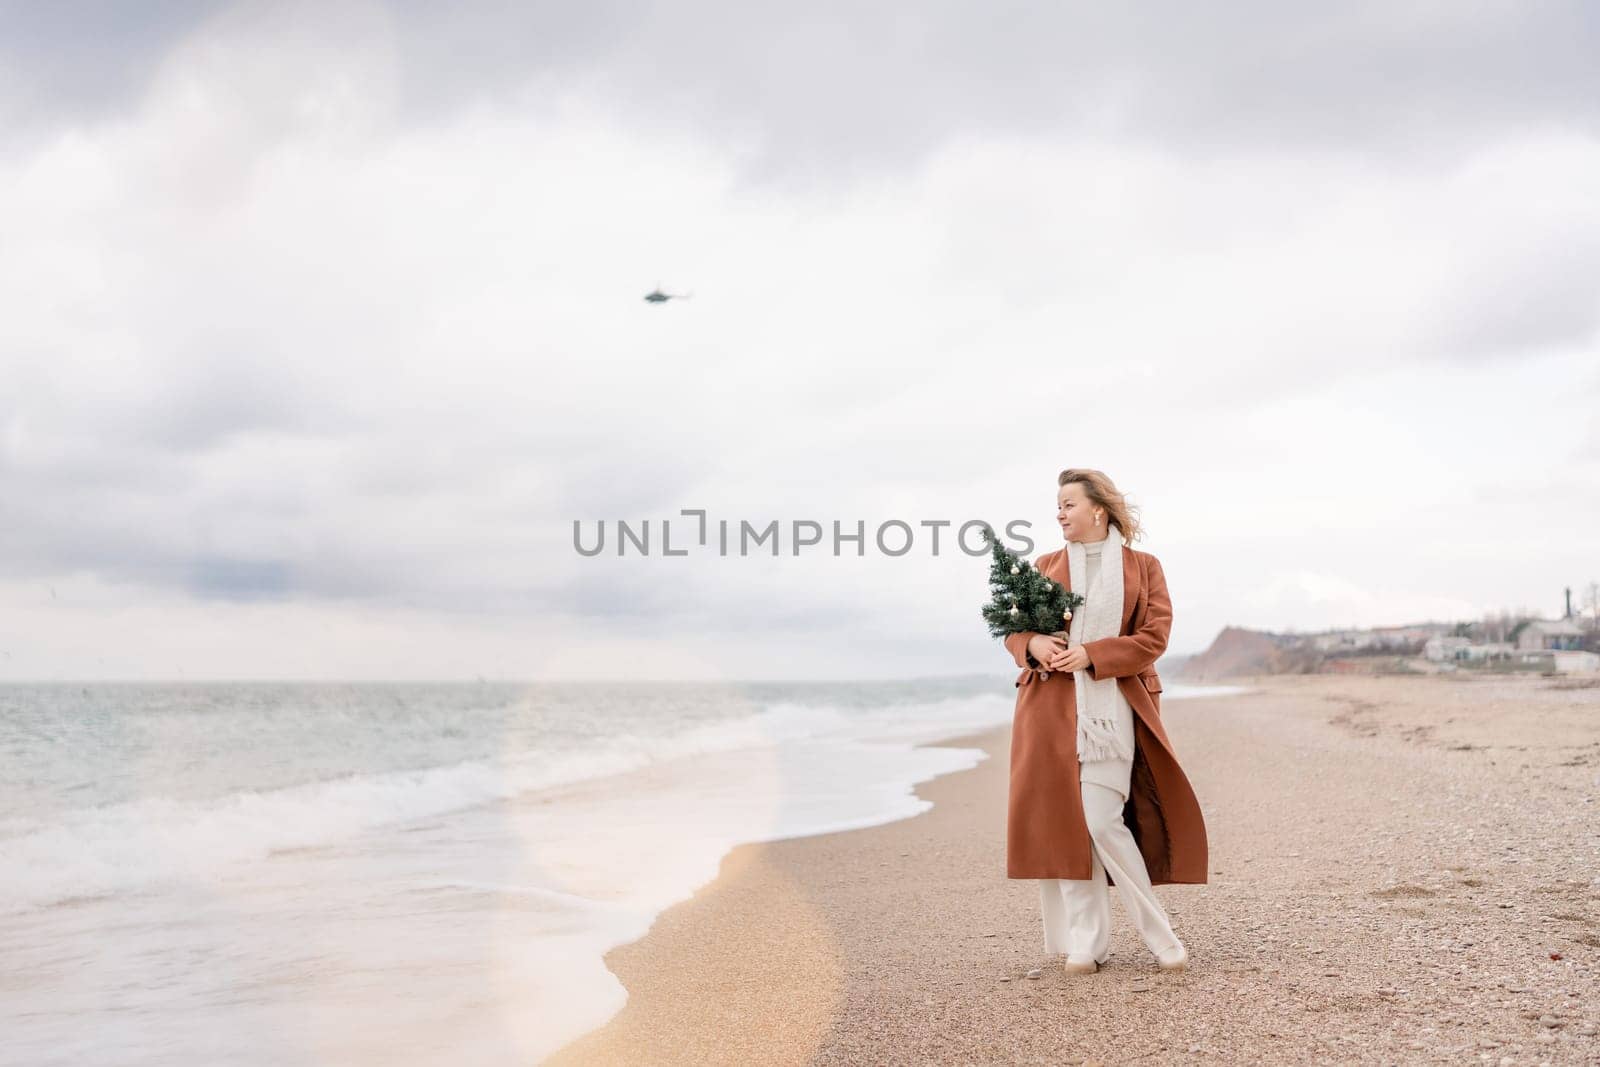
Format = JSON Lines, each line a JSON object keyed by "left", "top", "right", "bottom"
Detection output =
{"left": 1056, "top": 481, "right": 1102, "bottom": 543}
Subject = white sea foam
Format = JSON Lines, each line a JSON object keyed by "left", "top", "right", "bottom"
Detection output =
{"left": 0, "top": 691, "right": 1017, "bottom": 915}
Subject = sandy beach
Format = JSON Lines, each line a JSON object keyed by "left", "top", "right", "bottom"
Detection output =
{"left": 545, "top": 674, "right": 1600, "bottom": 1065}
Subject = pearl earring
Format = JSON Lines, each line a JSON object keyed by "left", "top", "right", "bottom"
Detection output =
{"left": 1094, "top": 514, "right": 1100, "bottom": 526}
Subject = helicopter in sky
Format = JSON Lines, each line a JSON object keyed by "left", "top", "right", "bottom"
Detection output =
{"left": 643, "top": 284, "right": 693, "bottom": 303}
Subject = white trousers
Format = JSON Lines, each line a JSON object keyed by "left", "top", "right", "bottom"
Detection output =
{"left": 1038, "top": 769, "right": 1182, "bottom": 962}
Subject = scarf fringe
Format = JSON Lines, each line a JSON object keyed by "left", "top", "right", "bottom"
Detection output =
{"left": 1078, "top": 718, "right": 1135, "bottom": 762}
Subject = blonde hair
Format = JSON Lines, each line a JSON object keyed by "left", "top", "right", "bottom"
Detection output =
{"left": 1058, "top": 468, "right": 1143, "bottom": 543}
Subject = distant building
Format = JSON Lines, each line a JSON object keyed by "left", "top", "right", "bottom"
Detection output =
{"left": 1373, "top": 626, "right": 1436, "bottom": 646}
{"left": 1310, "top": 630, "right": 1375, "bottom": 652}
{"left": 1424, "top": 636, "right": 1513, "bottom": 663}
{"left": 1553, "top": 650, "right": 1600, "bottom": 674}
{"left": 1518, "top": 649, "right": 1600, "bottom": 674}
{"left": 1515, "top": 619, "right": 1584, "bottom": 652}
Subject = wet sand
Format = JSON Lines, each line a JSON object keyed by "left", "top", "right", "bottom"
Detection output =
{"left": 545, "top": 674, "right": 1600, "bottom": 1065}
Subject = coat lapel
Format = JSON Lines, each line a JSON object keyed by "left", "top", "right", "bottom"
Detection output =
{"left": 1119, "top": 545, "right": 1138, "bottom": 634}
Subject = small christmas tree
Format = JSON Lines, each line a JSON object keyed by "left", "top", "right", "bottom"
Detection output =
{"left": 979, "top": 526, "right": 1084, "bottom": 640}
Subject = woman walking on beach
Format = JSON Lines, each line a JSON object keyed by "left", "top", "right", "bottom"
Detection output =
{"left": 1001, "top": 468, "right": 1208, "bottom": 974}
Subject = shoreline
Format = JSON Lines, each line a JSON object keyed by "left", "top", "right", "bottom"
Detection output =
{"left": 544, "top": 674, "right": 1600, "bottom": 1065}
{"left": 543, "top": 719, "right": 1018, "bottom": 1066}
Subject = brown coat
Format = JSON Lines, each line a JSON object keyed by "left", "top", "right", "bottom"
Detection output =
{"left": 1002, "top": 545, "right": 1208, "bottom": 885}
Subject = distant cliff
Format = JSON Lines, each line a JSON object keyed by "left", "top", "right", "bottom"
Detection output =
{"left": 1176, "top": 626, "right": 1324, "bottom": 681}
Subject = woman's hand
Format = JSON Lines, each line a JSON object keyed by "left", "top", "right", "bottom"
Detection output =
{"left": 1054, "top": 645, "right": 1091, "bottom": 672}
{"left": 1026, "top": 633, "right": 1066, "bottom": 668}
{"left": 1025, "top": 636, "right": 1094, "bottom": 673}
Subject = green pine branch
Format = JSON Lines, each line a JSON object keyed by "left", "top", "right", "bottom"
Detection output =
{"left": 979, "top": 527, "right": 1084, "bottom": 640}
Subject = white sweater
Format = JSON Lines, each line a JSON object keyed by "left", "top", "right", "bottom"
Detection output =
{"left": 1078, "top": 538, "right": 1136, "bottom": 792}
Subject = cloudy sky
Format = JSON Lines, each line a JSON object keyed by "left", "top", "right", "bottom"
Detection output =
{"left": 2, "top": 1, "right": 1596, "bottom": 681}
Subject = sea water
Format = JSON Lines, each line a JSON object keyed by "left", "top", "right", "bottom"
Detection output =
{"left": 0, "top": 677, "right": 1240, "bottom": 1065}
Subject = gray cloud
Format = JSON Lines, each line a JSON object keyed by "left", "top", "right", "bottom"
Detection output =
{"left": 187, "top": 553, "right": 293, "bottom": 599}
{"left": 6, "top": 2, "right": 1600, "bottom": 177}
{"left": 1433, "top": 229, "right": 1600, "bottom": 362}
{"left": 0, "top": 0, "right": 220, "bottom": 140}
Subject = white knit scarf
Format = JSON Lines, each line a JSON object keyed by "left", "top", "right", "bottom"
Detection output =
{"left": 1065, "top": 523, "right": 1135, "bottom": 763}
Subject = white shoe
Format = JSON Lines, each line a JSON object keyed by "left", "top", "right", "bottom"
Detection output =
{"left": 1155, "top": 944, "right": 1188, "bottom": 971}
{"left": 1062, "top": 955, "right": 1099, "bottom": 974}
